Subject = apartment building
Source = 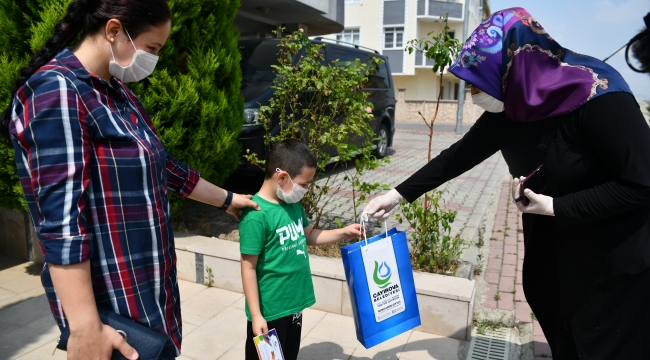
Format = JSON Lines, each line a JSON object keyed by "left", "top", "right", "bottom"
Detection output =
{"left": 322, "top": 0, "right": 491, "bottom": 123}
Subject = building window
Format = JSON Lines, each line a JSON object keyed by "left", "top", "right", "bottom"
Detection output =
{"left": 345, "top": 0, "right": 361, "bottom": 3}
{"left": 384, "top": 27, "right": 404, "bottom": 49}
{"left": 448, "top": 31, "right": 455, "bottom": 39}
{"left": 336, "top": 29, "right": 360, "bottom": 45}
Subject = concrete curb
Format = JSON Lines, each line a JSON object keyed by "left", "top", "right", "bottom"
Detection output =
{"left": 174, "top": 231, "right": 477, "bottom": 341}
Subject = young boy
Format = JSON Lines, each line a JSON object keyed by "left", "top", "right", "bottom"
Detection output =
{"left": 239, "top": 139, "right": 362, "bottom": 360}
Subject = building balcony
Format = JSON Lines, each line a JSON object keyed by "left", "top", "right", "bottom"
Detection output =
{"left": 417, "top": 0, "right": 464, "bottom": 22}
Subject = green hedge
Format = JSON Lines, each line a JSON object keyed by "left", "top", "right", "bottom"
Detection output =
{"left": 0, "top": 0, "right": 244, "bottom": 213}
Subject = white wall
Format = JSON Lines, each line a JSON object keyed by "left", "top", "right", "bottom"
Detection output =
{"left": 319, "top": 0, "right": 383, "bottom": 52}
{"left": 393, "top": 69, "right": 463, "bottom": 101}
{"left": 402, "top": 0, "right": 417, "bottom": 76}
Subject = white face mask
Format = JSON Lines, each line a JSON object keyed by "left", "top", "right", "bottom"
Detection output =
{"left": 472, "top": 92, "right": 505, "bottom": 113}
{"left": 276, "top": 168, "right": 309, "bottom": 204}
{"left": 109, "top": 28, "right": 159, "bottom": 83}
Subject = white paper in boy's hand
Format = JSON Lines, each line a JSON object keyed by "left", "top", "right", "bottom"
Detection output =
{"left": 253, "top": 328, "right": 285, "bottom": 360}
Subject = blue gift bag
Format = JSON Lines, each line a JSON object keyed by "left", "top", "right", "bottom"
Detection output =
{"left": 340, "top": 226, "right": 421, "bottom": 348}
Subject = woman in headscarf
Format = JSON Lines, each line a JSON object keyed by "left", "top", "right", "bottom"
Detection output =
{"left": 364, "top": 7, "right": 650, "bottom": 359}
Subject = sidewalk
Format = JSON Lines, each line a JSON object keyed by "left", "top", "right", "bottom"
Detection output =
{"left": 315, "top": 128, "right": 509, "bottom": 250}
{"left": 178, "top": 127, "right": 508, "bottom": 255}
{"left": 0, "top": 127, "right": 522, "bottom": 360}
{"left": 0, "top": 257, "right": 467, "bottom": 360}
{"left": 480, "top": 182, "right": 551, "bottom": 359}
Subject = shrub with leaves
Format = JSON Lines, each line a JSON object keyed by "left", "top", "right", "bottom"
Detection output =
{"left": 245, "top": 30, "right": 388, "bottom": 228}
{"left": 0, "top": 0, "right": 73, "bottom": 212}
{"left": 129, "top": 0, "right": 244, "bottom": 213}
{"left": 396, "top": 190, "right": 466, "bottom": 274}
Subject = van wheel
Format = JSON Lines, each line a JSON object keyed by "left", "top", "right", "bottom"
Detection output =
{"left": 375, "top": 123, "right": 389, "bottom": 158}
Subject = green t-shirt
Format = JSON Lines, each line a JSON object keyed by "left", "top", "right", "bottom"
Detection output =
{"left": 239, "top": 194, "right": 315, "bottom": 322}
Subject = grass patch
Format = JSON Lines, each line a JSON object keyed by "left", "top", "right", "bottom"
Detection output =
{"left": 476, "top": 225, "right": 486, "bottom": 248}
{"left": 473, "top": 316, "right": 511, "bottom": 335}
{"left": 205, "top": 266, "right": 215, "bottom": 287}
{"left": 474, "top": 253, "right": 484, "bottom": 276}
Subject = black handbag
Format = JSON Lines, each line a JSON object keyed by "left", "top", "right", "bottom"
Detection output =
{"left": 56, "top": 305, "right": 167, "bottom": 360}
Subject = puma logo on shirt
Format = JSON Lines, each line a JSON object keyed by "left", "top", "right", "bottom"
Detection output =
{"left": 276, "top": 218, "right": 305, "bottom": 245}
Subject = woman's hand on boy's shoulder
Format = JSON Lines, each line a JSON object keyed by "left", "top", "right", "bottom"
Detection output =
{"left": 228, "top": 193, "right": 261, "bottom": 221}
{"left": 341, "top": 224, "right": 363, "bottom": 240}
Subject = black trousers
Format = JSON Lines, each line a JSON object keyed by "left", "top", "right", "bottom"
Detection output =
{"left": 245, "top": 312, "right": 303, "bottom": 360}
{"left": 522, "top": 214, "right": 580, "bottom": 359}
{"left": 522, "top": 214, "right": 650, "bottom": 359}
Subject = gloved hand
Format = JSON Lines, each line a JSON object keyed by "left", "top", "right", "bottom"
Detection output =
{"left": 511, "top": 176, "right": 554, "bottom": 216}
{"left": 362, "top": 189, "right": 404, "bottom": 221}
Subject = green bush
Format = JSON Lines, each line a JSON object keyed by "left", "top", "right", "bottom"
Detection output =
{"left": 0, "top": 0, "right": 244, "bottom": 213}
{"left": 131, "top": 0, "right": 244, "bottom": 214}
{"left": 396, "top": 190, "right": 467, "bottom": 274}
{"left": 0, "top": 0, "right": 71, "bottom": 213}
{"left": 244, "top": 30, "right": 389, "bottom": 228}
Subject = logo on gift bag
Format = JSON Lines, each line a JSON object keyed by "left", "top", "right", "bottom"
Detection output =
{"left": 373, "top": 261, "right": 392, "bottom": 289}
{"left": 361, "top": 238, "right": 406, "bottom": 322}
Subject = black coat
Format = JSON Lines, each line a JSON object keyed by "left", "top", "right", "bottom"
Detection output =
{"left": 396, "top": 92, "right": 650, "bottom": 359}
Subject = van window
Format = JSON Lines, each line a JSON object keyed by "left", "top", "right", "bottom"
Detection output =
{"left": 367, "top": 62, "right": 390, "bottom": 89}
{"left": 239, "top": 41, "right": 281, "bottom": 82}
{"left": 328, "top": 48, "right": 365, "bottom": 66}
{"left": 327, "top": 48, "right": 390, "bottom": 89}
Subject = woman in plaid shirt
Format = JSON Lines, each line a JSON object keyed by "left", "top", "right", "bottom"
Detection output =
{"left": 0, "top": 1, "right": 259, "bottom": 359}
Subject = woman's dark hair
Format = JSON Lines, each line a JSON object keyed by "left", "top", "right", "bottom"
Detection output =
{"left": 0, "top": 0, "right": 172, "bottom": 139}
{"left": 631, "top": 28, "right": 650, "bottom": 73}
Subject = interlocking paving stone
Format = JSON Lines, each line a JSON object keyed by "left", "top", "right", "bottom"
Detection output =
{"left": 477, "top": 181, "right": 552, "bottom": 358}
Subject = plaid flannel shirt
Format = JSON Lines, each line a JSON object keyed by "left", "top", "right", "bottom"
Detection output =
{"left": 9, "top": 49, "right": 199, "bottom": 355}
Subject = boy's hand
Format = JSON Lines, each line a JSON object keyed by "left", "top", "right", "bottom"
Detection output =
{"left": 341, "top": 224, "right": 363, "bottom": 240}
{"left": 252, "top": 314, "right": 268, "bottom": 337}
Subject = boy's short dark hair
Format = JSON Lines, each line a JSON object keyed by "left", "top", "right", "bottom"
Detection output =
{"left": 265, "top": 139, "right": 317, "bottom": 179}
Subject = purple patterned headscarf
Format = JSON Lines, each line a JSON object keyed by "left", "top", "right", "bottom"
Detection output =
{"left": 449, "top": 7, "right": 631, "bottom": 122}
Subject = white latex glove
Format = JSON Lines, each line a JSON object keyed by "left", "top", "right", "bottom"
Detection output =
{"left": 511, "top": 176, "right": 554, "bottom": 216}
{"left": 362, "top": 189, "right": 404, "bottom": 221}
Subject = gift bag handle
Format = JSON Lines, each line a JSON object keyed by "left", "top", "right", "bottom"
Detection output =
{"left": 359, "top": 212, "right": 389, "bottom": 251}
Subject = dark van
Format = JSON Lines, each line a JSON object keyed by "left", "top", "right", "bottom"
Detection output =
{"left": 235, "top": 37, "right": 396, "bottom": 176}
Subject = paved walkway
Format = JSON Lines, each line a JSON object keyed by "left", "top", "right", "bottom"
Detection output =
{"left": 1, "top": 127, "right": 549, "bottom": 360}
{"left": 0, "top": 256, "right": 467, "bottom": 360}
{"left": 317, "top": 128, "right": 509, "bottom": 250}
{"left": 481, "top": 182, "right": 551, "bottom": 359}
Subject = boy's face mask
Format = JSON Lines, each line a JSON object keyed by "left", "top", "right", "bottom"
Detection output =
{"left": 276, "top": 168, "right": 308, "bottom": 204}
